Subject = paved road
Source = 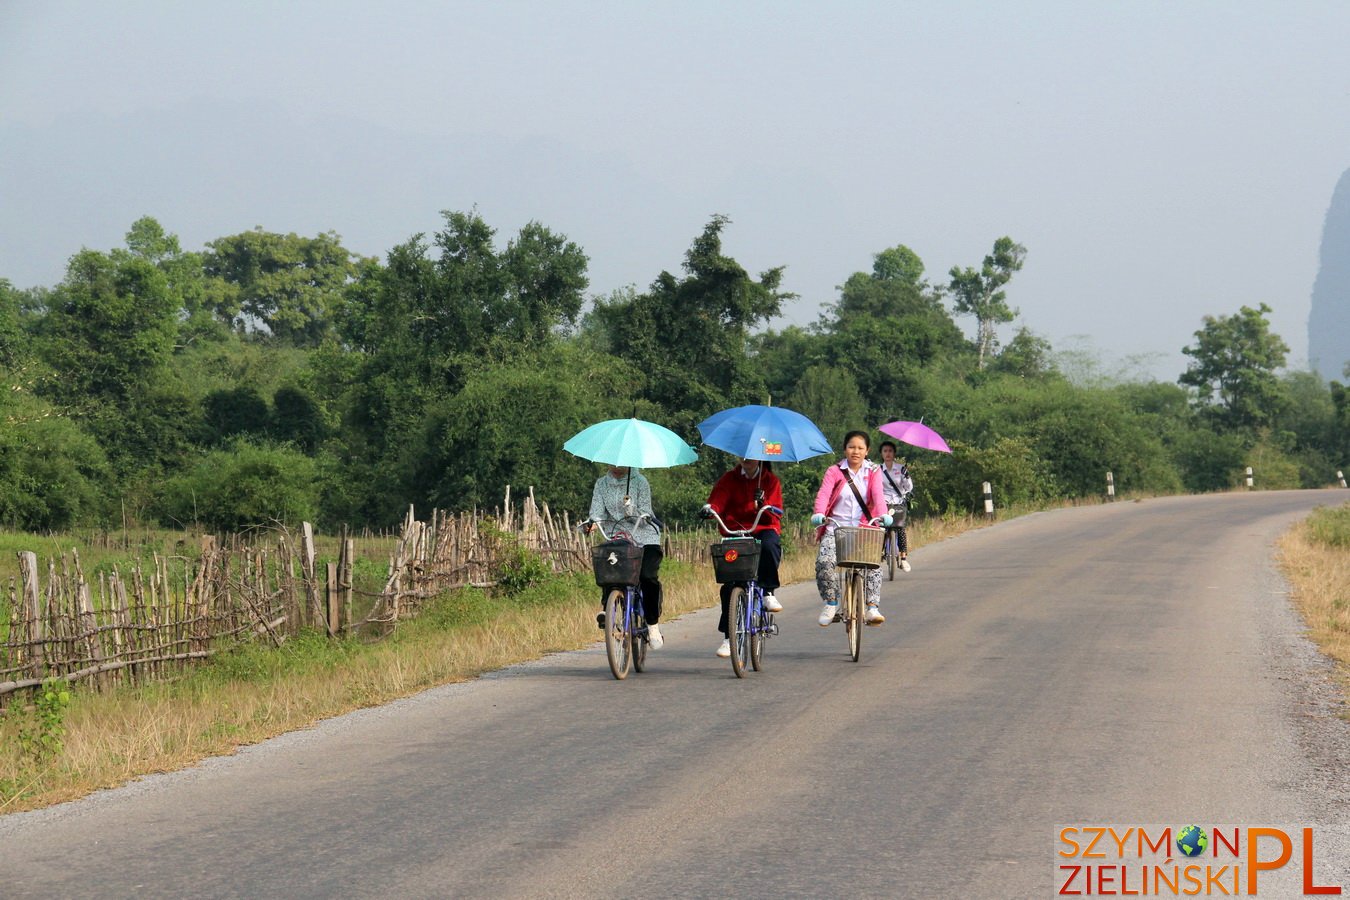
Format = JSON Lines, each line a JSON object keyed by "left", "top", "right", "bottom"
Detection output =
{"left": 3, "top": 491, "right": 1348, "bottom": 899}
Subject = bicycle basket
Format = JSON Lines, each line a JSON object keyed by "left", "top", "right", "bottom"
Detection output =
{"left": 834, "top": 526, "right": 883, "bottom": 569}
{"left": 591, "top": 540, "right": 644, "bottom": 586}
{"left": 710, "top": 538, "right": 760, "bottom": 584}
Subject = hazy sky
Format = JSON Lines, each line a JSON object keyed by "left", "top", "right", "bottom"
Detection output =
{"left": 3, "top": 0, "right": 1349, "bottom": 381}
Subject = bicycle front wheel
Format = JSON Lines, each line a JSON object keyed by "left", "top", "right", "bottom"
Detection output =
{"left": 846, "top": 569, "right": 864, "bottom": 662}
{"left": 749, "top": 589, "right": 765, "bottom": 672}
{"left": 886, "top": 532, "right": 897, "bottom": 581}
{"left": 728, "top": 586, "right": 748, "bottom": 678}
{"left": 604, "top": 588, "right": 631, "bottom": 680}
{"left": 632, "top": 608, "right": 648, "bottom": 673}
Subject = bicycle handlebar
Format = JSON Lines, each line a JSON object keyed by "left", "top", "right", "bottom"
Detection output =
{"left": 818, "top": 513, "right": 890, "bottom": 528}
{"left": 699, "top": 504, "right": 782, "bottom": 537}
{"left": 579, "top": 514, "right": 656, "bottom": 543}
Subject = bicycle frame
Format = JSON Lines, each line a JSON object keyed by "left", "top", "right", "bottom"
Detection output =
{"left": 581, "top": 517, "right": 653, "bottom": 680}
{"left": 824, "top": 513, "right": 886, "bottom": 663}
{"left": 702, "top": 504, "right": 782, "bottom": 677}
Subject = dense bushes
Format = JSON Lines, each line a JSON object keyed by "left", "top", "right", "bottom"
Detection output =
{"left": 1, "top": 216, "right": 1344, "bottom": 533}
{"left": 157, "top": 441, "right": 318, "bottom": 532}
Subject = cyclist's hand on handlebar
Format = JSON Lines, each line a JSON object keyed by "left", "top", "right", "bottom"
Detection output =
{"left": 881, "top": 514, "right": 894, "bottom": 527}
{"left": 810, "top": 513, "right": 826, "bottom": 526}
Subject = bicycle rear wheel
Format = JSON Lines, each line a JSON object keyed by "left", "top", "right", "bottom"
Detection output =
{"left": 604, "top": 588, "right": 631, "bottom": 680}
{"left": 749, "top": 588, "right": 765, "bottom": 672}
{"left": 846, "top": 569, "right": 863, "bottom": 662}
{"left": 728, "top": 586, "right": 748, "bottom": 678}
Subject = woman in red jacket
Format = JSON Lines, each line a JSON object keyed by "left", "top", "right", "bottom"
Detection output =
{"left": 810, "top": 430, "right": 890, "bottom": 627}
{"left": 705, "top": 457, "right": 783, "bottom": 659}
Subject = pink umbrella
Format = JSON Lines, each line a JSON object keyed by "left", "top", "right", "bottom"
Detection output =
{"left": 878, "top": 420, "right": 952, "bottom": 454}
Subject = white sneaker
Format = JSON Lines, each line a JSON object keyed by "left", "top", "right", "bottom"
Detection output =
{"left": 900, "top": 559, "right": 912, "bottom": 572}
{"left": 764, "top": 593, "right": 783, "bottom": 613}
{"left": 716, "top": 639, "right": 731, "bottom": 658}
{"left": 865, "top": 605, "right": 885, "bottom": 625}
{"left": 818, "top": 603, "right": 840, "bottom": 626}
{"left": 647, "top": 624, "right": 663, "bottom": 650}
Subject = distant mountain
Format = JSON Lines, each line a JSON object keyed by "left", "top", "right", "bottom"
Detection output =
{"left": 1309, "top": 167, "right": 1350, "bottom": 379}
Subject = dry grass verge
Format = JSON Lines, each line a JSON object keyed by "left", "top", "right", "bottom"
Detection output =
{"left": 1277, "top": 504, "right": 1350, "bottom": 713}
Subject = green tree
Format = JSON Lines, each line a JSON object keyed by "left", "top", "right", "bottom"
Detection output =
{"left": 496, "top": 220, "right": 589, "bottom": 345}
{"left": 270, "top": 385, "right": 327, "bottom": 452}
{"left": 813, "top": 244, "right": 970, "bottom": 416}
{"left": 588, "top": 215, "right": 789, "bottom": 424}
{"left": 948, "top": 236, "right": 1026, "bottom": 370}
{"left": 122, "top": 216, "right": 233, "bottom": 342}
{"left": 0, "top": 389, "right": 110, "bottom": 530}
{"left": 204, "top": 228, "right": 363, "bottom": 346}
{"left": 1179, "top": 303, "right": 1289, "bottom": 432}
{"left": 407, "top": 343, "right": 639, "bottom": 517}
{"left": 39, "top": 248, "right": 179, "bottom": 409}
{"left": 788, "top": 364, "right": 867, "bottom": 450}
{"left": 0, "top": 278, "right": 23, "bottom": 369}
{"left": 158, "top": 441, "right": 319, "bottom": 532}
{"left": 988, "top": 327, "right": 1059, "bottom": 380}
{"left": 201, "top": 386, "right": 271, "bottom": 445}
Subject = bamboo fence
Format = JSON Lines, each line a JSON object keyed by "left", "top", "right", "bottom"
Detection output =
{"left": 1, "top": 486, "right": 719, "bottom": 704}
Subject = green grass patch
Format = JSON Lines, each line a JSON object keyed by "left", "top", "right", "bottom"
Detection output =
{"left": 1306, "top": 503, "right": 1350, "bottom": 549}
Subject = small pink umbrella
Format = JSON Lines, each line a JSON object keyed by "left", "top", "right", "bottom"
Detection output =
{"left": 878, "top": 420, "right": 952, "bottom": 454}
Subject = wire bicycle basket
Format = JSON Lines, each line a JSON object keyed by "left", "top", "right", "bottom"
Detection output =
{"left": 834, "top": 526, "right": 883, "bottom": 569}
{"left": 710, "top": 537, "right": 761, "bottom": 584}
{"left": 591, "top": 540, "right": 645, "bottom": 586}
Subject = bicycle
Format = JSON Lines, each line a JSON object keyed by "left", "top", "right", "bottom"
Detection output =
{"left": 700, "top": 504, "right": 782, "bottom": 678}
{"left": 581, "top": 516, "right": 654, "bottom": 680}
{"left": 883, "top": 495, "right": 909, "bottom": 581}
{"left": 826, "top": 514, "right": 887, "bottom": 663}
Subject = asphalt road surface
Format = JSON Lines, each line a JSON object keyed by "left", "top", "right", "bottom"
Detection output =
{"left": 3, "top": 491, "right": 1348, "bottom": 899}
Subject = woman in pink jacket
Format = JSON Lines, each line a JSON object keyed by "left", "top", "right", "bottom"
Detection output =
{"left": 810, "top": 430, "right": 890, "bottom": 627}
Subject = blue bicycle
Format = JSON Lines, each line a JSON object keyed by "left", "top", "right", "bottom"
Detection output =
{"left": 701, "top": 504, "right": 782, "bottom": 678}
{"left": 581, "top": 516, "right": 652, "bottom": 680}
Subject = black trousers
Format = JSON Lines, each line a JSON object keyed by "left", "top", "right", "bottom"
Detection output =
{"left": 598, "top": 544, "right": 664, "bottom": 624}
{"left": 717, "top": 530, "right": 781, "bottom": 636}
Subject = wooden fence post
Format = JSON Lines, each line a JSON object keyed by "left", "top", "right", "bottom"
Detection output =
{"left": 19, "top": 551, "right": 44, "bottom": 676}
{"left": 301, "top": 522, "right": 318, "bottom": 628}
{"left": 325, "top": 562, "right": 339, "bottom": 636}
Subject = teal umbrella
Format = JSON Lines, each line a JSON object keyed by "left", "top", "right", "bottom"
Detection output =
{"left": 563, "top": 418, "right": 698, "bottom": 468}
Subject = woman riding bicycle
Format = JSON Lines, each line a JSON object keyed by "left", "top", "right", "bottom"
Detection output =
{"left": 703, "top": 457, "right": 783, "bottom": 659}
{"left": 810, "top": 430, "right": 889, "bottom": 626}
{"left": 878, "top": 440, "right": 913, "bottom": 572}
{"left": 586, "top": 465, "right": 664, "bottom": 649}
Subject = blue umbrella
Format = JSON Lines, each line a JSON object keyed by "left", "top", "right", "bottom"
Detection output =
{"left": 696, "top": 404, "right": 833, "bottom": 462}
{"left": 563, "top": 418, "right": 698, "bottom": 468}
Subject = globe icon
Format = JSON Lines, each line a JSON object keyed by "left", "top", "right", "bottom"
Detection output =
{"left": 1176, "top": 825, "right": 1208, "bottom": 857}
